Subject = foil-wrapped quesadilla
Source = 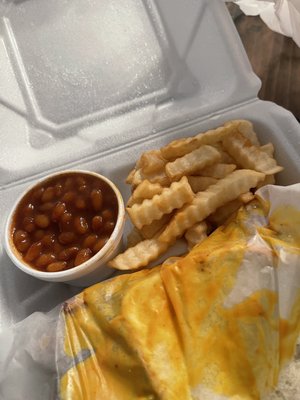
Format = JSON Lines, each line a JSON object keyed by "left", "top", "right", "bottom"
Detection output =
{"left": 58, "top": 185, "right": 300, "bottom": 400}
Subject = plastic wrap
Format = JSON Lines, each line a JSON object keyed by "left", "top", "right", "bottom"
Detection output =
{"left": 1, "top": 183, "right": 300, "bottom": 400}
{"left": 227, "top": 0, "right": 300, "bottom": 47}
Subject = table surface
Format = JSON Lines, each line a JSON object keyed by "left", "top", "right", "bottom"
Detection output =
{"left": 228, "top": 4, "right": 300, "bottom": 121}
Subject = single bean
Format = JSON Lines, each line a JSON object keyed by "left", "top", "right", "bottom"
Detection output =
{"left": 36, "top": 253, "right": 56, "bottom": 267}
{"left": 91, "top": 189, "right": 103, "bottom": 211}
{"left": 92, "top": 215, "right": 103, "bottom": 232}
{"left": 47, "top": 261, "right": 67, "bottom": 272}
{"left": 101, "top": 208, "right": 114, "bottom": 221}
{"left": 39, "top": 202, "right": 55, "bottom": 212}
{"left": 52, "top": 202, "right": 66, "bottom": 221}
{"left": 58, "top": 232, "right": 75, "bottom": 244}
{"left": 58, "top": 246, "right": 79, "bottom": 261}
{"left": 59, "top": 212, "right": 73, "bottom": 231}
{"left": 25, "top": 241, "right": 42, "bottom": 262}
{"left": 35, "top": 214, "right": 50, "bottom": 229}
{"left": 75, "top": 197, "right": 86, "bottom": 209}
{"left": 74, "top": 248, "right": 92, "bottom": 266}
{"left": 93, "top": 237, "right": 108, "bottom": 253}
{"left": 74, "top": 216, "right": 89, "bottom": 235}
{"left": 41, "top": 233, "right": 55, "bottom": 247}
{"left": 32, "top": 187, "right": 45, "bottom": 201}
{"left": 55, "top": 183, "right": 63, "bottom": 197}
{"left": 41, "top": 186, "right": 55, "bottom": 203}
{"left": 23, "top": 216, "right": 35, "bottom": 233}
{"left": 34, "top": 229, "right": 45, "bottom": 241}
{"left": 104, "top": 221, "right": 115, "bottom": 234}
{"left": 62, "top": 191, "right": 76, "bottom": 203}
{"left": 14, "top": 230, "right": 31, "bottom": 252}
{"left": 83, "top": 234, "right": 98, "bottom": 248}
{"left": 14, "top": 230, "right": 28, "bottom": 243}
{"left": 53, "top": 241, "right": 63, "bottom": 254}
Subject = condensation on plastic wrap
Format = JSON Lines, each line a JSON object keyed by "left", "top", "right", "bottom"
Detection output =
{"left": 1, "top": 184, "right": 300, "bottom": 400}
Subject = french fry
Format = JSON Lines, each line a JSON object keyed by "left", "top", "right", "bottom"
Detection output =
{"left": 127, "top": 227, "right": 143, "bottom": 248}
{"left": 130, "top": 169, "right": 144, "bottom": 187}
{"left": 127, "top": 180, "right": 164, "bottom": 207}
{"left": 143, "top": 169, "right": 171, "bottom": 187}
{"left": 187, "top": 176, "right": 218, "bottom": 193}
{"left": 212, "top": 143, "right": 235, "bottom": 164}
{"left": 160, "top": 120, "right": 240, "bottom": 160}
{"left": 165, "top": 145, "right": 221, "bottom": 181}
{"left": 208, "top": 192, "right": 254, "bottom": 227}
{"left": 126, "top": 168, "right": 136, "bottom": 185}
{"left": 185, "top": 221, "right": 208, "bottom": 250}
{"left": 238, "top": 191, "right": 255, "bottom": 203}
{"left": 130, "top": 169, "right": 171, "bottom": 188}
{"left": 159, "top": 170, "right": 265, "bottom": 243}
{"left": 108, "top": 238, "right": 170, "bottom": 270}
{"left": 257, "top": 174, "right": 276, "bottom": 188}
{"left": 260, "top": 143, "right": 275, "bottom": 157}
{"left": 158, "top": 191, "right": 215, "bottom": 244}
{"left": 223, "top": 131, "right": 283, "bottom": 175}
{"left": 140, "top": 214, "right": 172, "bottom": 239}
{"left": 195, "top": 163, "right": 236, "bottom": 179}
{"left": 228, "top": 119, "right": 261, "bottom": 146}
{"left": 127, "top": 176, "right": 194, "bottom": 229}
{"left": 136, "top": 149, "right": 167, "bottom": 174}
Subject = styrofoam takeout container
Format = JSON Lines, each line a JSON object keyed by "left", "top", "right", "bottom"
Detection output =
{"left": 4, "top": 170, "right": 125, "bottom": 287}
{"left": 0, "top": 0, "right": 299, "bottom": 331}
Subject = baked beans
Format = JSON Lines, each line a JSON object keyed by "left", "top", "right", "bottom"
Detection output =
{"left": 11, "top": 172, "right": 119, "bottom": 272}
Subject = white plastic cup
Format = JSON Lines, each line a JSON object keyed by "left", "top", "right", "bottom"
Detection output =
{"left": 4, "top": 170, "right": 125, "bottom": 287}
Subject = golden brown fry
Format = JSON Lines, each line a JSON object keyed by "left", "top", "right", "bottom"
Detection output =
{"left": 130, "top": 169, "right": 171, "bottom": 188}
{"left": 130, "top": 169, "right": 144, "bottom": 187}
{"left": 212, "top": 143, "right": 235, "bottom": 164}
{"left": 136, "top": 149, "right": 167, "bottom": 174}
{"left": 238, "top": 191, "right": 255, "bottom": 204}
{"left": 127, "top": 180, "right": 164, "bottom": 207}
{"left": 185, "top": 221, "right": 208, "bottom": 250}
{"left": 260, "top": 143, "right": 275, "bottom": 157}
{"left": 195, "top": 163, "right": 236, "bottom": 179}
{"left": 127, "top": 227, "right": 143, "bottom": 248}
{"left": 223, "top": 131, "right": 283, "bottom": 175}
{"left": 187, "top": 176, "right": 218, "bottom": 193}
{"left": 227, "top": 119, "right": 260, "bottom": 146}
{"left": 160, "top": 120, "right": 240, "bottom": 160}
{"left": 257, "top": 174, "right": 276, "bottom": 188}
{"left": 165, "top": 145, "right": 221, "bottom": 181}
{"left": 126, "top": 168, "right": 136, "bottom": 185}
{"left": 143, "top": 169, "right": 171, "bottom": 187}
{"left": 108, "top": 238, "right": 170, "bottom": 270}
{"left": 140, "top": 214, "right": 172, "bottom": 239}
{"left": 159, "top": 169, "right": 265, "bottom": 243}
{"left": 127, "top": 176, "right": 194, "bottom": 229}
